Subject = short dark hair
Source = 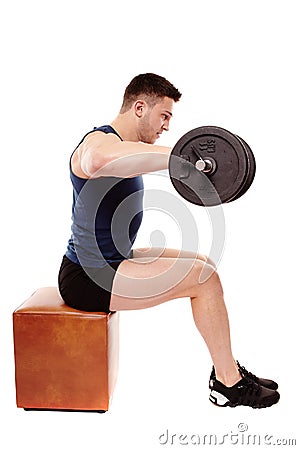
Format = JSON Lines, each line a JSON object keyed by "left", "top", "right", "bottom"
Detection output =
{"left": 120, "top": 73, "right": 182, "bottom": 112}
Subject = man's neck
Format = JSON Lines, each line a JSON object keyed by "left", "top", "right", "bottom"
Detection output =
{"left": 110, "top": 113, "right": 139, "bottom": 142}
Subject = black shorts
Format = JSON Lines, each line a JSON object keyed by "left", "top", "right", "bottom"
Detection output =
{"left": 58, "top": 255, "right": 123, "bottom": 313}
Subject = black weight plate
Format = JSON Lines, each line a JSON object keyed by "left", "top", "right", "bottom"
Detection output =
{"left": 229, "top": 135, "right": 256, "bottom": 202}
{"left": 169, "top": 126, "right": 249, "bottom": 206}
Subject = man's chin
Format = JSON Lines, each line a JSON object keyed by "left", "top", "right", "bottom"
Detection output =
{"left": 152, "top": 134, "right": 161, "bottom": 144}
{"left": 142, "top": 137, "right": 157, "bottom": 144}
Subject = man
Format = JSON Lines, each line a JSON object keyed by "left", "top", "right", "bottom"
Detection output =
{"left": 58, "top": 73, "right": 279, "bottom": 408}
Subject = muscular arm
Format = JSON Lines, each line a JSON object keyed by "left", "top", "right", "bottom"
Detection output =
{"left": 79, "top": 131, "right": 171, "bottom": 178}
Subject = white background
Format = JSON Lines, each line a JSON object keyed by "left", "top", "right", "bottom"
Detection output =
{"left": 1, "top": 0, "right": 299, "bottom": 448}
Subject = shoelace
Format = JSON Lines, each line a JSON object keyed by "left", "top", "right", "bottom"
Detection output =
{"left": 237, "top": 361, "right": 259, "bottom": 383}
{"left": 237, "top": 377, "right": 262, "bottom": 406}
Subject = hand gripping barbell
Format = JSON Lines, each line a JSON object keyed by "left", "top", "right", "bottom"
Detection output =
{"left": 168, "top": 126, "right": 256, "bottom": 207}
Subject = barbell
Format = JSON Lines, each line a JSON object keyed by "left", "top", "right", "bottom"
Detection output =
{"left": 168, "top": 126, "right": 256, "bottom": 207}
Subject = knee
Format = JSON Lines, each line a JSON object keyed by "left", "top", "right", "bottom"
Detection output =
{"left": 196, "top": 266, "right": 224, "bottom": 299}
{"left": 196, "top": 258, "right": 221, "bottom": 287}
{"left": 201, "top": 254, "right": 217, "bottom": 270}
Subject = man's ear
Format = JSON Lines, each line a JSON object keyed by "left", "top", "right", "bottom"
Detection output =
{"left": 134, "top": 100, "right": 146, "bottom": 118}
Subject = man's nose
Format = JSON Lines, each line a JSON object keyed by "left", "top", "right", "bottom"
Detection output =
{"left": 162, "top": 121, "right": 169, "bottom": 131}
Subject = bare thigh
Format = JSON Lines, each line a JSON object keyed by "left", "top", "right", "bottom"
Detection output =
{"left": 110, "top": 255, "right": 216, "bottom": 311}
{"left": 132, "top": 247, "right": 216, "bottom": 268}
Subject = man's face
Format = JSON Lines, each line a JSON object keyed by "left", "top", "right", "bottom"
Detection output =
{"left": 138, "top": 97, "right": 174, "bottom": 144}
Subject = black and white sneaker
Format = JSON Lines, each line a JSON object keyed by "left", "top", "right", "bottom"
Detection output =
{"left": 209, "top": 375, "right": 280, "bottom": 408}
{"left": 236, "top": 361, "right": 278, "bottom": 390}
{"left": 209, "top": 361, "right": 278, "bottom": 391}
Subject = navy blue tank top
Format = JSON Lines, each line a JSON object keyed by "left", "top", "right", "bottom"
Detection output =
{"left": 65, "top": 125, "right": 144, "bottom": 268}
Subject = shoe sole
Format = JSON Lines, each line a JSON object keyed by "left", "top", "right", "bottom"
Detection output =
{"left": 209, "top": 389, "right": 280, "bottom": 409}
